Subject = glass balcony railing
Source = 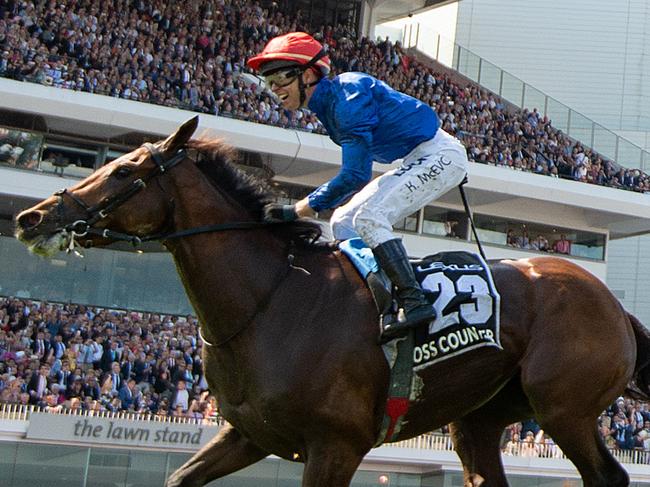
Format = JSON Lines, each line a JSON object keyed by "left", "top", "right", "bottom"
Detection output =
{"left": 401, "top": 23, "right": 650, "bottom": 171}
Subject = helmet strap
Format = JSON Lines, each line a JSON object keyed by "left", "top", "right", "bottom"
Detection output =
{"left": 297, "top": 48, "right": 328, "bottom": 107}
{"left": 298, "top": 75, "right": 320, "bottom": 107}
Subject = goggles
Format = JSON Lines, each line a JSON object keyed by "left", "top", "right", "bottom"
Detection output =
{"left": 264, "top": 67, "right": 303, "bottom": 89}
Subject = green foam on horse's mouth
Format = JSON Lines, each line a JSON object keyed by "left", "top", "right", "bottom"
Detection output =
{"left": 20, "top": 232, "right": 69, "bottom": 258}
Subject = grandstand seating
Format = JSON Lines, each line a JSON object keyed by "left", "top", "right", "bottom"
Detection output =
{"left": 1, "top": 0, "right": 649, "bottom": 193}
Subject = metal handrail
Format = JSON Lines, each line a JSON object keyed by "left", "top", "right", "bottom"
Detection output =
{"left": 401, "top": 23, "right": 650, "bottom": 172}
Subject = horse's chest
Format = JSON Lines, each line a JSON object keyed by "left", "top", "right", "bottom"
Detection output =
{"left": 206, "top": 353, "right": 301, "bottom": 451}
{"left": 218, "top": 397, "right": 303, "bottom": 458}
{"left": 214, "top": 386, "right": 304, "bottom": 458}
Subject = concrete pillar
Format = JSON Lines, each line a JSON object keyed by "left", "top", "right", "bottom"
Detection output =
{"left": 359, "top": 0, "right": 379, "bottom": 41}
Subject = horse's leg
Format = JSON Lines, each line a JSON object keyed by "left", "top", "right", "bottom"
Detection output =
{"left": 450, "top": 377, "right": 532, "bottom": 487}
{"left": 519, "top": 319, "right": 632, "bottom": 486}
{"left": 301, "top": 441, "right": 366, "bottom": 487}
{"left": 534, "top": 417, "right": 628, "bottom": 487}
{"left": 451, "top": 415, "right": 510, "bottom": 487}
{"left": 165, "top": 423, "right": 268, "bottom": 487}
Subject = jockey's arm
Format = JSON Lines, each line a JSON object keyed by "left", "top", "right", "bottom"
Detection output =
{"left": 304, "top": 136, "right": 373, "bottom": 213}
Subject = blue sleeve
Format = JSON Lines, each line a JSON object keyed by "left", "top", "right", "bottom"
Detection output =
{"left": 307, "top": 80, "right": 377, "bottom": 212}
{"left": 307, "top": 137, "right": 373, "bottom": 211}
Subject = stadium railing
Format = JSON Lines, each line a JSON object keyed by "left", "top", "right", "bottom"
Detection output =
{"left": 2, "top": 402, "right": 648, "bottom": 465}
{"left": 400, "top": 23, "right": 650, "bottom": 172}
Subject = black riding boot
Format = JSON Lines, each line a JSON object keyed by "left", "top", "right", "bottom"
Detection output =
{"left": 372, "top": 239, "right": 437, "bottom": 341}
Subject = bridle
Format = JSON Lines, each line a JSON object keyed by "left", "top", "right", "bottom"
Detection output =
{"left": 53, "top": 140, "right": 312, "bottom": 347}
{"left": 55, "top": 142, "right": 271, "bottom": 250}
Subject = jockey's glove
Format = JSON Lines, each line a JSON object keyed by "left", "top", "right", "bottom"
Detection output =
{"left": 263, "top": 203, "right": 298, "bottom": 223}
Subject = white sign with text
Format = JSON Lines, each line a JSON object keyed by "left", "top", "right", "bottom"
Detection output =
{"left": 26, "top": 413, "right": 220, "bottom": 451}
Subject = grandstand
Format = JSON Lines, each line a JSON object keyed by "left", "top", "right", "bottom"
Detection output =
{"left": 1, "top": 0, "right": 650, "bottom": 485}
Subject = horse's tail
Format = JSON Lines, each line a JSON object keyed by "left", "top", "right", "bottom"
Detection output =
{"left": 625, "top": 313, "right": 650, "bottom": 401}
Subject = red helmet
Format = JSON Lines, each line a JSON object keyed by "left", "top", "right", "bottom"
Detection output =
{"left": 247, "top": 32, "right": 330, "bottom": 76}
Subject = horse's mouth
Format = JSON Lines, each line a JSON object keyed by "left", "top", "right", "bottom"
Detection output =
{"left": 15, "top": 228, "right": 71, "bottom": 257}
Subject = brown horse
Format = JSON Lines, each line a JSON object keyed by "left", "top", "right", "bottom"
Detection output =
{"left": 14, "top": 117, "right": 650, "bottom": 487}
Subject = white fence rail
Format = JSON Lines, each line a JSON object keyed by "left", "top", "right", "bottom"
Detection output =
{"left": 0, "top": 402, "right": 225, "bottom": 425}
{"left": 2, "top": 402, "right": 648, "bottom": 465}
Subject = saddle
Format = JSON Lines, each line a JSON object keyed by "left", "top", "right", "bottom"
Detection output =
{"left": 339, "top": 238, "right": 502, "bottom": 444}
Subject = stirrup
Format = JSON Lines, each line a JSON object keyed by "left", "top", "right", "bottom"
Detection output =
{"left": 378, "top": 306, "right": 436, "bottom": 344}
{"left": 379, "top": 319, "right": 411, "bottom": 344}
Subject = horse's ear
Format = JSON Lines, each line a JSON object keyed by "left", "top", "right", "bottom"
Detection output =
{"left": 160, "top": 116, "right": 199, "bottom": 153}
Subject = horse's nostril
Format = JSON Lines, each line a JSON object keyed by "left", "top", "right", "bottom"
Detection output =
{"left": 18, "top": 211, "right": 44, "bottom": 230}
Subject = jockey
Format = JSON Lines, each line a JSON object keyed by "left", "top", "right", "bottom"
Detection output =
{"left": 247, "top": 32, "right": 469, "bottom": 341}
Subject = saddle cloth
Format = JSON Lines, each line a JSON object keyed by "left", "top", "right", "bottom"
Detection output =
{"left": 339, "top": 238, "right": 502, "bottom": 369}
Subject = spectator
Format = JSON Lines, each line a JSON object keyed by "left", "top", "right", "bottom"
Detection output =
{"left": 634, "top": 420, "right": 650, "bottom": 449}
{"left": 444, "top": 220, "right": 459, "bottom": 238}
{"left": 82, "top": 370, "right": 101, "bottom": 401}
{"left": 43, "top": 393, "right": 63, "bottom": 414}
{"left": 503, "top": 431, "right": 520, "bottom": 456}
{"left": 186, "top": 399, "right": 205, "bottom": 420}
{"left": 100, "top": 341, "right": 121, "bottom": 372}
{"left": 31, "top": 330, "right": 51, "bottom": 360}
{"left": 172, "top": 361, "right": 194, "bottom": 386}
{"left": 91, "top": 336, "right": 105, "bottom": 370}
{"left": 516, "top": 229, "right": 531, "bottom": 249}
{"left": 531, "top": 234, "right": 549, "bottom": 252}
{"left": 521, "top": 418, "right": 541, "bottom": 436}
{"left": 66, "top": 378, "right": 84, "bottom": 400}
{"left": 27, "top": 363, "right": 50, "bottom": 405}
{"left": 170, "top": 379, "right": 191, "bottom": 413}
{"left": 120, "top": 352, "right": 136, "bottom": 382}
{"left": 51, "top": 334, "right": 66, "bottom": 360}
{"left": 51, "top": 152, "right": 69, "bottom": 176}
{"left": 78, "top": 338, "right": 96, "bottom": 372}
{"left": 154, "top": 369, "right": 173, "bottom": 400}
{"left": 520, "top": 431, "right": 540, "bottom": 457}
{"left": 54, "top": 359, "right": 72, "bottom": 389}
{"left": 118, "top": 378, "right": 141, "bottom": 411}
{"left": 552, "top": 234, "right": 572, "bottom": 255}
{"left": 610, "top": 414, "right": 635, "bottom": 450}
{"left": 102, "top": 362, "right": 123, "bottom": 394}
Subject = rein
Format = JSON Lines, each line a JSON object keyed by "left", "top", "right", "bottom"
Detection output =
{"left": 55, "top": 143, "right": 272, "bottom": 250}
{"left": 54, "top": 140, "right": 304, "bottom": 348}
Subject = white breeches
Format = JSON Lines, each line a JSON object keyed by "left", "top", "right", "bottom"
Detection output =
{"left": 330, "top": 129, "right": 468, "bottom": 248}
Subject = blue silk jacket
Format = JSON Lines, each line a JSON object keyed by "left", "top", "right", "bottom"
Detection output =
{"left": 306, "top": 72, "right": 440, "bottom": 211}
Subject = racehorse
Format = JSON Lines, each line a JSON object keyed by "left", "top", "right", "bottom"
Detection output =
{"left": 14, "top": 117, "right": 650, "bottom": 487}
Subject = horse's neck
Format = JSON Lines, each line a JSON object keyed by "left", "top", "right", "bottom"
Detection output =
{"left": 165, "top": 181, "right": 288, "bottom": 344}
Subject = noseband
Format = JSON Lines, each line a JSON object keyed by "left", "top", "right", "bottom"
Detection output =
{"left": 55, "top": 143, "right": 270, "bottom": 249}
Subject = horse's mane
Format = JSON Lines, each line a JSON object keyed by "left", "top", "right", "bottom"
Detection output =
{"left": 187, "top": 138, "right": 323, "bottom": 247}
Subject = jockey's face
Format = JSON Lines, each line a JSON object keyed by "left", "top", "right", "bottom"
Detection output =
{"left": 266, "top": 67, "right": 303, "bottom": 110}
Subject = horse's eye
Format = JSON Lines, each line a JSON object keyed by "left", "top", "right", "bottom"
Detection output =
{"left": 114, "top": 167, "right": 132, "bottom": 179}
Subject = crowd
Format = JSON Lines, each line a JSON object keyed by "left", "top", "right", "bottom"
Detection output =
{"left": 0, "top": 296, "right": 217, "bottom": 421}
{"left": 0, "top": 295, "right": 649, "bottom": 456}
{"left": 1, "top": 0, "right": 650, "bottom": 193}
{"left": 506, "top": 228, "right": 571, "bottom": 254}
{"left": 0, "top": 0, "right": 326, "bottom": 133}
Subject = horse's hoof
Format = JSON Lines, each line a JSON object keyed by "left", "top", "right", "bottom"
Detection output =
{"left": 164, "top": 474, "right": 183, "bottom": 487}
{"left": 466, "top": 474, "right": 485, "bottom": 487}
